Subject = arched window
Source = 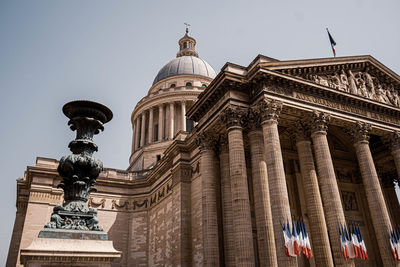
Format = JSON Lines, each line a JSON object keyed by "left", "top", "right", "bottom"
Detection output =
{"left": 170, "top": 83, "right": 176, "bottom": 88}
{"left": 183, "top": 42, "right": 187, "bottom": 49}
{"left": 202, "top": 84, "right": 207, "bottom": 88}
{"left": 186, "top": 82, "right": 192, "bottom": 87}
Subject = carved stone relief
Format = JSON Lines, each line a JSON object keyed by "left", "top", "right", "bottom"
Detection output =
{"left": 305, "top": 70, "right": 400, "bottom": 107}
{"left": 87, "top": 180, "right": 172, "bottom": 212}
{"left": 336, "top": 170, "right": 353, "bottom": 183}
{"left": 341, "top": 191, "right": 359, "bottom": 211}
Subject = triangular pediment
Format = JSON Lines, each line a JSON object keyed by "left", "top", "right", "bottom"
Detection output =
{"left": 261, "top": 55, "right": 400, "bottom": 108}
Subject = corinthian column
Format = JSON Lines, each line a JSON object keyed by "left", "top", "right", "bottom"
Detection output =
{"left": 221, "top": 106, "right": 255, "bottom": 266}
{"left": 390, "top": 131, "right": 400, "bottom": 179}
{"left": 310, "top": 111, "right": 353, "bottom": 267}
{"left": 293, "top": 122, "right": 334, "bottom": 266}
{"left": 247, "top": 111, "right": 277, "bottom": 267}
{"left": 255, "top": 99, "right": 296, "bottom": 267}
{"left": 197, "top": 134, "right": 220, "bottom": 266}
{"left": 181, "top": 101, "right": 186, "bottom": 132}
{"left": 219, "top": 136, "right": 236, "bottom": 267}
{"left": 169, "top": 102, "right": 175, "bottom": 139}
{"left": 140, "top": 111, "right": 146, "bottom": 147}
{"left": 158, "top": 105, "right": 164, "bottom": 141}
{"left": 352, "top": 122, "right": 398, "bottom": 267}
{"left": 148, "top": 108, "right": 153, "bottom": 144}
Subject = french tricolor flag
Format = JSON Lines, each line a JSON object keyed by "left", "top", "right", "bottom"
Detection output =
{"left": 281, "top": 220, "right": 291, "bottom": 257}
{"left": 339, "top": 224, "right": 349, "bottom": 260}
{"left": 356, "top": 226, "right": 368, "bottom": 260}
{"left": 292, "top": 219, "right": 300, "bottom": 256}
{"left": 301, "top": 220, "right": 313, "bottom": 259}
{"left": 326, "top": 28, "right": 337, "bottom": 57}
{"left": 390, "top": 228, "right": 400, "bottom": 261}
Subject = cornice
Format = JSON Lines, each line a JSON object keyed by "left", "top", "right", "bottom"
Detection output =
{"left": 149, "top": 74, "right": 214, "bottom": 93}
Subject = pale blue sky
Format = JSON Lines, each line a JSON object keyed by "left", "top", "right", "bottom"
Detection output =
{"left": 1, "top": 0, "right": 399, "bottom": 264}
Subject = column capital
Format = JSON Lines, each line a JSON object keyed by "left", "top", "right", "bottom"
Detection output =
{"left": 310, "top": 111, "right": 331, "bottom": 135}
{"left": 289, "top": 120, "right": 311, "bottom": 143}
{"left": 246, "top": 108, "right": 261, "bottom": 131}
{"left": 220, "top": 106, "right": 247, "bottom": 129}
{"left": 195, "top": 133, "right": 218, "bottom": 152}
{"left": 218, "top": 135, "right": 229, "bottom": 154}
{"left": 350, "top": 121, "right": 371, "bottom": 144}
{"left": 389, "top": 131, "right": 400, "bottom": 152}
{"left": 253, "top": 99, "right": 282, "bottom": 123}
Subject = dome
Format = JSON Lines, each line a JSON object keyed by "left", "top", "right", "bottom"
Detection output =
{"left": 152, "top": 56, "right": 217, "bottom": 85}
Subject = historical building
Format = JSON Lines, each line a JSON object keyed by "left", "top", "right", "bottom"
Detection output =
{"left": 7, "top": 30, "right": 400, "bottom": 267}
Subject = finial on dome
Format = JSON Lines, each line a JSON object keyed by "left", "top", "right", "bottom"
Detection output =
{"left": 184, "top": 22, "right": 190, "bottom": 35}
{"left": 177, "top": 24, "right": 198, "bottom": 58}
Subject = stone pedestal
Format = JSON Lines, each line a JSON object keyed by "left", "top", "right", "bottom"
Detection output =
{"left": 20, "top": 237, "right": 121, "bottom": 267}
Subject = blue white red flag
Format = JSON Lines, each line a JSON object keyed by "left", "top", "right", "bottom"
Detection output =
{"left": 326, "top": 28, "right": 337, "bottom": 57}
{"left": 292, "top": 219, "right": 300, "bottom": 256}
{"left": 282, "top": 218, "right": 313, "bottom": 259}
{"left": 390, "top": 228, "right": 400, "bottom": 261}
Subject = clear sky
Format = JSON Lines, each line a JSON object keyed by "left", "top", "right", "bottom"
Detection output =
{"left": 0, "top": 0, "right": 399, "bottom": 264}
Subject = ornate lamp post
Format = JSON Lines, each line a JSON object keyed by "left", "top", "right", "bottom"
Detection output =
{"left": 41, "top": 100, "right": 112, "bottom": 235}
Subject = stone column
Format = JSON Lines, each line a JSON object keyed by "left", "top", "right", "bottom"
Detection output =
{"left": 181, "top": 101, "right": 186, "bottom": 132}
{"left": 140, "top": 111, "right": 146, "bottom": 147}
{"left": 247, "top": 119, "right": 278, "bottom": 267}
{"left": 294, "top": 122, "right": 334, "bottom": 266}
{"left": 158, "top": 105, "right": 164, "bottom": 141}
{"left": 148, "top": 108, "right": 153, "bottom": 144}
{"left": 219, "top": 136, "right": 236, "bottom": 267}
{"left": 390, "top": 131, "right": 400, "bottom": 180}
{"left": 310, "top": 111, "right": 353, "bottom": 267}
{"left": 169, "top": 102, "right": 175, "bottom": 139}
{"left": 255, "top": 99, "right": 296, "bottom": 267}
{"left": 131, "top": 124, "right": 136, "bottom": 153}
{"left": 221, "top": 106, "right": 255, "bottom": 266}
{"left": 197, "top": 134, "right": 220, "bottom": 266}
{"left": 352, "top": 122, "right": 398, "bottom": 267}
{"left": 135, "top": 118, "right": 140, "bottom": 150}
{"left": 171, "top": 163, "right": 192, "bottom": 266}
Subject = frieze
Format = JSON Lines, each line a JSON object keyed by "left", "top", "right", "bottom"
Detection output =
{"left": 303, "top": 70, "right": 400, "bottom": 107}
{"left": 132, "top": 199, "right": 148, "bottom": 210}
{"left": 149, "top": 179, "right": 173, "bottom": 207}
{"left": 85, "top": 179, "right": 174, "bottom": 212}
{"left": 294, "top": 92, "right": 400, "bottom": 125}
{"left": 249, "top": 81, "right": 292, "bottom": 100}
{"left": 29, "top": 191, "right": 63, "bottom": 203}
{"left": 111, "top": 199, "right": 129, "bottom": 210}
{"left": 88, "top": 197, "right": 105, "bottom": 208}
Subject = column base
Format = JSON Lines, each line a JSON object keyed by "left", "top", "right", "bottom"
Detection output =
{"left": 20, "top": 237, "right": 121, "bottom": 267}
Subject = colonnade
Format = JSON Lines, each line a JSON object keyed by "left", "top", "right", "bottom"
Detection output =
{"left": 199, "top": 99, "right": 400, "bottom": 267}
{"left": 132, "top": 101, "right": 189, "bottom": 151}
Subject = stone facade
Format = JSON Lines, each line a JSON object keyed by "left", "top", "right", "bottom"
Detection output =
{"left": 7, "top": 32, "right": 400, "bottom": 267}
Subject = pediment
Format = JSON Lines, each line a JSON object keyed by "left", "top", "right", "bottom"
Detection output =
{"left": 266, "top": 56, "right": 400, "bottom": 108}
